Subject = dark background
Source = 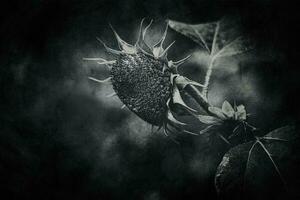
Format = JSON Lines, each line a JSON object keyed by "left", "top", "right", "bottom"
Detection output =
{"left": 0, "top": 0, "right": 299, "bottom": 199}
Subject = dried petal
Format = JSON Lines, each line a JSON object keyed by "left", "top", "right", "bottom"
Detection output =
{"left": 222, "top": 101, "right": 234, "bottom": 118}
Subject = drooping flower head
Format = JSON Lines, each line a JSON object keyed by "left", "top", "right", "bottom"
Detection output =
{"left": 84, "top": 19, "right": 203, "bottom": 135}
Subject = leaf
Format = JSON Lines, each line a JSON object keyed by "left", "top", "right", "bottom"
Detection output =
{"left": 168, "top": 18, "right": 254, "bottom": 58}
{"left": 168, "top": 20, "right": 217, "bottom": 53}
{"left": 216, "top": 36, "right": 254, "bottom": 58}
{"left": 215, "top": 126, "right": 300, "bottom": 200}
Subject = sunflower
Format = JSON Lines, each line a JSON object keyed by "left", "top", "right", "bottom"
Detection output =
{"left": 84, "top": 19, "right": 206, "bottom": 136}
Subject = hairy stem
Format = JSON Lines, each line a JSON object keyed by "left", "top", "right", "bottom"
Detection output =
{"left": 202, "top": 56, "right": 215, "bottom": 97}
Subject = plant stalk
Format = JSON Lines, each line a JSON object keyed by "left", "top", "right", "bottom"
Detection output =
{"left": 202, "top": 56, "right": 215, "bottom": 97}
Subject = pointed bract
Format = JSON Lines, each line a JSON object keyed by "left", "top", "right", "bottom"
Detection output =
{"left": 135, "top": 18, "right": 145, "bottom": 46}
{"left": 152, "top": 23, "right": 172, "bottom": 59}
{"left": 88, "top": 76, "right": 112, "bottom": 83}
{"left": 172, "top": 54, "right": 191, "bottom": 68}
{"left": 83, "top": 58, "right": 108, "bottom": 61}
{"left": 97, "top": 60, "right": 116, "bottom": 65}
{"left": 141, "top": 19, "right": 153, "bottom": 51}
{"left": 109, "top": 24, "right": 137, "bottom": 54}
{"left": 159, "top": 40, "right": 175, "bottom": 58}
{"left": 153, "top": 22, "right": 168, "bottom": 49}
{"left": 96, "top": 37, "right": 123, "bottom": 55}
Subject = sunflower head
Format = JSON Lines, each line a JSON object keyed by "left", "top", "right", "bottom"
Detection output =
{"left": 111, "top": 53, "right": 172, "bottom": 125}
{"left": 84, "top": 19, "right": 202, "bottom": 135}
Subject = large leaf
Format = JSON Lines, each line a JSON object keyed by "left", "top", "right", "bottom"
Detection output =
{"left": 168, "top": 18, "right": 254, "bottom": 59}
{"left": 215, "top": 126, "right": 300, "bottom": 200}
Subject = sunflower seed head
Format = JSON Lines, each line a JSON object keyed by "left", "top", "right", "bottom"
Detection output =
{"left": 111, "top": 52, "right": 172, "bottom": 125}
{"left": 86, "top": 20, "right": 195, "bottom": 130}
